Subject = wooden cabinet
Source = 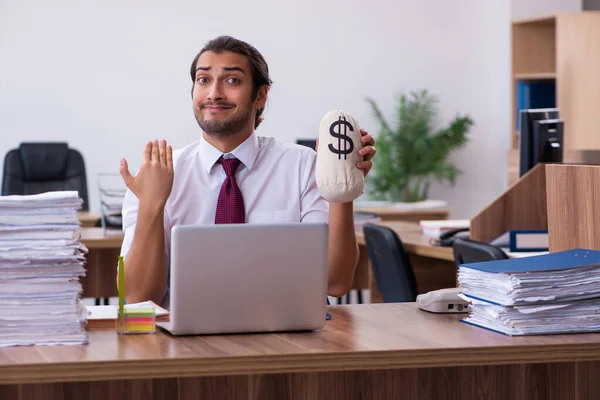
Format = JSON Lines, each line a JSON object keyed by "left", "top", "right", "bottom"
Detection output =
{"left": 556, "top": 13, "right": 600, "bottom": 151}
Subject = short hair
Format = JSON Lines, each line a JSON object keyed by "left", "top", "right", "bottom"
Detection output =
{"left": 190, "top": 36, "right": 273, "bottom": 129}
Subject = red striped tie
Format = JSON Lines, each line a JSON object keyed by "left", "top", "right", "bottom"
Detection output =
{"left": 214, "top": 156, "right": 245, "bottom": 224}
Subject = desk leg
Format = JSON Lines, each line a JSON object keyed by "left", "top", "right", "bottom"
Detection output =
{"left": 4, "top": 361, "right": 599, "bottom": 399}
{"left": 80, "top": 249, "right": 120, "bottom": 299}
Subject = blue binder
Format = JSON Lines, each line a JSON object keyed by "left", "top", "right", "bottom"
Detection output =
{"left": 459, "top": 248, "right": 600, "bottom": 273}
{"left": 516, "top": 80, "right": 556, "bottom": 130}
{"left": 490, "top": 229, "right": 549, "bottom": 251}
{"left": 508, "top": 229, "right": 548, "bottom": 252}
{"left": 459, "top": 248, "right": 600, "bottom": 335}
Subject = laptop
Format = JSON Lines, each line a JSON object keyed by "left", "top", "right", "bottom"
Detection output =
{"left": 156, "top": 222, "right": 329, "bottom": 335}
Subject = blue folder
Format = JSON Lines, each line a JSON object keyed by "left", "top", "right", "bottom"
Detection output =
{"left": 490, "top": 229, "right": 549, "bottom": 252}
{"left": 508, "top": 229, "right": 548, "bottom": 252}
{"left": 459, "top": 248, "right": 600, "bottom": 273}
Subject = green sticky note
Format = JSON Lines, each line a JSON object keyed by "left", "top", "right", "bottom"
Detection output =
{"left": 124, "top": 308, "right": 155, "bottom": 316}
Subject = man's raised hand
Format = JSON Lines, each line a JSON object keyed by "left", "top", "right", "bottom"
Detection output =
{"left": 120, "top": 139, "right": 174, "bottom": 209}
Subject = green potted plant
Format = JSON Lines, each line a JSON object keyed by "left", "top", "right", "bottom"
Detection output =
{"left": 365, "top": 89, "right": 473, "bottom": 203}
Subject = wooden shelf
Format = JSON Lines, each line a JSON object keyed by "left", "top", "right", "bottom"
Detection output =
{"left": 512, "top": 14, "right": 556, "bottom": 26}
{"left": 513, "top": 72, "right": 556, "bottom": 80}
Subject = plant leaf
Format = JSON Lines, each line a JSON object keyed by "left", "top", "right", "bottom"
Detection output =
{"left": 363, "top": 90, "right": 473, "bottom": 202}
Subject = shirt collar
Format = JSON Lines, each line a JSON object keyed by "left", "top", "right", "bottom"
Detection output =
{"left": 199, "top": 132, "right": 260, "bottom": 174}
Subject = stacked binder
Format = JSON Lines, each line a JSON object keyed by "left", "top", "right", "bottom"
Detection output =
{"left": 458, "top": 248, "right": 600, "bottom": 336}
{"left": 0, "top": 191, "right": 88, "bottom": 346}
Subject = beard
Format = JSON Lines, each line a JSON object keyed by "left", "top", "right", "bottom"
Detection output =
{"left": 195, "top": 102, "right": 254, "bottom": 138}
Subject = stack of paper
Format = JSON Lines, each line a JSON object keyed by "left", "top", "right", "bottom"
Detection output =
{"left": 0, "top": 191, "right": 88, "bottom": 346}
{"left": 419, "top": 219, "right": 470, "bottom": 237}
{"left": 458, "top": 248, "right": 600, "bottom": 336}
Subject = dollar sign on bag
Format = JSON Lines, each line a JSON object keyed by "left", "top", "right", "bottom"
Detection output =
{"left": 328, "top": 116, "right": 354, "bottom": 159}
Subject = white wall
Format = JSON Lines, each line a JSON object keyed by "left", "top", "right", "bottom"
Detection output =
{"left": 511, "top": 0, "right": 581, "bottom": 20}
{"left": 0, "top": 0, "right": 510, "bottom": 219}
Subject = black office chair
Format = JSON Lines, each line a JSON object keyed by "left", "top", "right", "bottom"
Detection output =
{"left": 362, "top": 223, "right": 418, "bottom": 303}
{"left": 2, "top": 142, "right": 90, "bottom": 211}
{"left": 295, "top": 139, "right": 317, "bottom": 151}
{"left": 452, "top": 237, "right": 509, "bottom": 265}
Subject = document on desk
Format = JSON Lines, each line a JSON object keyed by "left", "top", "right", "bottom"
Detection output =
{"left": 0, "top": 225, "right": 81, "bottom": 241}
{"left": 0, "top": 190, "right": 82, "bottom": 207}
{"left": 0, "top": 191, "right": 88, "bottom": 347}
{"left": 86, "top": 301, "right": 169, "bottom": 328}
{"left": 419, "top": 219, "right": 470, "bottom": 237}
{"left": 457, "top": 248, "right": 600, "bottom": 336}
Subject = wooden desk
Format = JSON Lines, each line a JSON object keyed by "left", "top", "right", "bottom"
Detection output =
{"left": 356, "top": 221, "right": 454, "bottom": 261}
{"left": 77, "top": 212, "right": 100, "bottom": 228}
{"left": 356, "top": 205, "right": 450, "bottom": 222}
{"left": 80, "top": 228, "right": 123, "bottom": 299}
{"left": 2, "top": 303, "right": 600, "bottom": 400}
{"left": 354, "top": 221, "right": 456, "bottom": 302}
{"left": 81, "top": 227, "right": 123, "bottom": 249}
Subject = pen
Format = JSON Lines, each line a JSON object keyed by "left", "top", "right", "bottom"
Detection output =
{"left": 118, "top": 256, "right": 125, "bottom": 329}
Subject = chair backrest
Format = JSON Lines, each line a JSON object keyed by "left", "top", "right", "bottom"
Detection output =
{"left": 296, "top": 139, "right": 317, "bottom": 150}
{"left": 2, "top": 142, "right": 89, "bottom": 211}
{"left": 363, "top": 223, "right": 418, "bottom": 302}
{"left": 452, "top": 237, "right": 509, "bottom": 266}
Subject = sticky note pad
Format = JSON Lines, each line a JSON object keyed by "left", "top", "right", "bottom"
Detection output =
{"left": 116, "top": 307, "right": 156, "bottom": 334}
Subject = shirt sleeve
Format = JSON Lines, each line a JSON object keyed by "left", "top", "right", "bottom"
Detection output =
{"left": 300, "top": 150, "right": 329, "bottom": 223}
{"left": 120, "top": 188, "right": 140, "bottom": 258}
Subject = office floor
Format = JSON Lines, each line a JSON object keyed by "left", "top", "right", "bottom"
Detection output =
{"left": 82, "top": 289, "right": 371, "bottom": 306}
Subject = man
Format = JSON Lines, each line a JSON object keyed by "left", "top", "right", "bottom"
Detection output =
{"left": 118, "top": 36, "right": 376, "bottom": 308}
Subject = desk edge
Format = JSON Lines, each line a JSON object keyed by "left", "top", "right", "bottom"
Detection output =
{"left": 3, "top": 342, "right": 600, "bottom": 384}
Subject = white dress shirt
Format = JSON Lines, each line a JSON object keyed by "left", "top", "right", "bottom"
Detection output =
{"left": 120, "top": 133, "right": 329, "bottom": 308}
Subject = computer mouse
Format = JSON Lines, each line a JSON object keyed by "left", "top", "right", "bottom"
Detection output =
{"left": 416, "top": 287, "right": 470, "bottom": 313}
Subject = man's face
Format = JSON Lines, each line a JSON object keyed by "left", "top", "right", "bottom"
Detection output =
{"left": 192, "top": 51, "right": 263, "bottom": 137}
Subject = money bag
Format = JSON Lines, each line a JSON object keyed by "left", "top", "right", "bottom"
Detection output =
{"left": 315, "top": 110, "right": 364, "bottom": 203}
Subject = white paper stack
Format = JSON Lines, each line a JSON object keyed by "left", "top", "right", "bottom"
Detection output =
{"left": 0, "top": 191, "right": 88, "bottom": 346}
{"left": 419, "top": 219, "right": 470, "bottom": 237}
{"left": 461, "top": 296, "right": 600, "bottom": 336}
{"left": 458, "top": 248, "right": 600, "bottom": 336}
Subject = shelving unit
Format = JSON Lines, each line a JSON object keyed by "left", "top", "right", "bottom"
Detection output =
{"left": 510, "top": 14, "right": 557, "bottom": 152}
{"left": 508, "top": 12, "right": 600, "bottom": 186}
